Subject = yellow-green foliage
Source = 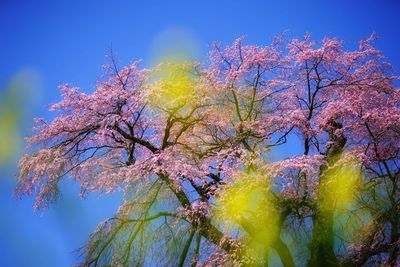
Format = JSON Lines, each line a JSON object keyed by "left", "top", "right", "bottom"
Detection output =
{"left": 321, "top": 154, "right": 362, "bottom": 211}
{"left": 149, "top": 63, "right": 196, "bottom": 109}
{"left": 215, "top": 171, "right": 280, "bottom": 261}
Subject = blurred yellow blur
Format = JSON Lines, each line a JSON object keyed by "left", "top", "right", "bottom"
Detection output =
{"left": 0, "top": 69, "right": 41, "bottom": 168}
{"left": 150, "top": 27, "right": 200, "bottom": 65}
{"left": 215, "top": 171, "right": 280, "bottom": 262}
{"left": 0, "top": 108, "right": 20, "bottom": 165}
{"left": 321, "top": 153, "right": 362, "bottom": 211}
{"left": 149, "top": 62, "right": 196, "bottom": 109}
{"left": 147, "top": 27, "right": 200, "bottom": 110}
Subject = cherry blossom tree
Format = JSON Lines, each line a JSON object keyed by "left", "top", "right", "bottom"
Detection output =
{"left": 16, "top": 34, "right": 400, "bottom": 266}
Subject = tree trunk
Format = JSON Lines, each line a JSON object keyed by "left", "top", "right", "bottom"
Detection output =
{"left": 308, "top": 207, "right": 337, "bottom": 267}
{"left": 272, "top": 237, "right": 296, "bottom": 267}
{"left": 388, "top": 216, "right": 399, "bottom": 266}
{"left": 308, "top": 120, "right": 346, "bottom": 267}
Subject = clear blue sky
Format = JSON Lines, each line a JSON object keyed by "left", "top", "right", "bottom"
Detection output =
{"left": 1, "top": 1, "right": 399, "bottom": 266}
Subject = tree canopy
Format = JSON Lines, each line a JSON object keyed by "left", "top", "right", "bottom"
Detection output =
{"left": 17, "top": 34, "right": 400, "bottom": 266}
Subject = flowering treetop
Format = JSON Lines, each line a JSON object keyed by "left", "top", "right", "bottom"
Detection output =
{"left": 17, "top": 34, "right": 400, "bottom": 266}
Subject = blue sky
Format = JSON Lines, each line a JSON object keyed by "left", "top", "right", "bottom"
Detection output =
{"left": 1, "top": 1, "right": 400, "bottom": 266}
